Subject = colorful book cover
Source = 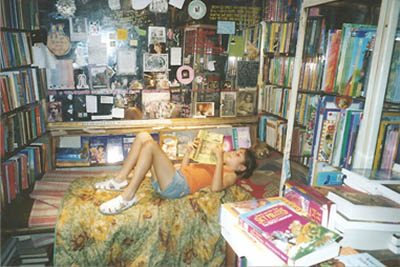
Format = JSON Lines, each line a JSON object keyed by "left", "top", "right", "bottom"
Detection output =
{"left": 239, "top": 201, "right": 340, "bottom": 264}
{"left": 89, "top": 136, "right": 107, "bottom": 164}
{"left": 122, "top": 134, "right": 136, "bottom": 159}
{"left": 232, "top": 126, "right": 252, "bottom": 149}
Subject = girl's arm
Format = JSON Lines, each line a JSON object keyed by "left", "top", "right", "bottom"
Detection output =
{"left": 211, "top": 144, "right": 237, "bottom": 192}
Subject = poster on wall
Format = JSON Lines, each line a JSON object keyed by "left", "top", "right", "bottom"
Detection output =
{"left": 143, "top": 53, "right": 168, "bottom": 72}
{"left": 117, "top": 48, "right": 137, "bottom": 75}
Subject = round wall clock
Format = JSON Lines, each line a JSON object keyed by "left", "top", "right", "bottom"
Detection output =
{"left": 188, "top": 0, "right": 207, "bottom": 20}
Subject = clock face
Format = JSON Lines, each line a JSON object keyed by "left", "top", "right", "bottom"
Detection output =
{"left": 188, "top": 0, "right": 207, "bottom": 20}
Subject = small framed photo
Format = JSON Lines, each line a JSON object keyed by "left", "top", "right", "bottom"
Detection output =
{"left": 148, "top": 26, "right": 166, "bottom": 46}
{"left": 143, "top": 53, "right": 168, "bottom": 72}
{"left": 195, "top": 102, "right": 215, "bottom": 117}
{"left": 220, "top": 91, "right": 237, "bottom": 117}
{"left": 69, "top": 17, "right": 88, "bottom": 42}
{"left": 237, "top": 89, "right": 257, "bottom": 116}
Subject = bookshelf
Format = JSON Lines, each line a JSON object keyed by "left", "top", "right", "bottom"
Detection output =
{"left": 0, "top": 0, "right": 48, "bottom": 208}
{"left": 279, "top": 0, "right": 400, "bottom": 193}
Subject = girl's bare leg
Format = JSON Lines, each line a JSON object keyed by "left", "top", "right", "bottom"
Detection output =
{"left": 114, "top": 132, "right": 154, "bottom": 182}
{"left": 121, "top": 140, "right": 176, "bottom": 201}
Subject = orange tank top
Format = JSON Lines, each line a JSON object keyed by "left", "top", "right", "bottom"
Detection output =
{"left": 181, "top": 164, "right": 217, "bottom": 193}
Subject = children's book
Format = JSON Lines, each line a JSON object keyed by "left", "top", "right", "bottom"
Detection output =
{"left": 89, "top": 136, "right": 107, "bottom": 164}
{"left": 106, "top": 135, "right": 124, "bottom": 164}
{"left": 239, "top": 200, "right": 341, "bottom": 266}
{"left": 190, "top": 130, "right": 224, "bottom": 164}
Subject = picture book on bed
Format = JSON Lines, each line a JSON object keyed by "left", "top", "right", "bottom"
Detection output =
{"left": 190, "top": 130, "right": 224, "bottom": 164}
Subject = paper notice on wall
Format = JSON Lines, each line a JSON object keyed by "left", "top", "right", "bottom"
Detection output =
{"left": 117, "top": 48, "right": 137, "bottom": 75}
{"left": 170, "top": 47, "right": 182, "bottom": 66}
{"left": 88, "top": 35, "right": 108, "bottom": 65}
{"left": 169, "top": 0, "right": 185, "bottom": 9}
{"left": 131, "top": 0, "right": 152, "bottom": 10}
{"left": 86, "top": 95, "right": 98, "bottom": 113}
{"left": 217, "top": 21, "right": 235, "bottom": 34}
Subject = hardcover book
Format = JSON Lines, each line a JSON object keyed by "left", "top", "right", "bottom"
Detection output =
{"left": 106, "top": 135, "right": 124, "bottom": 164}
{"left": 89, "top": 136, "right": 107, "bottom": 164}
{"left": 239, "top": 201, "right": 341, "bottom": 266}
{"left": 190, "top": 130, "right": 224, "bottom": 164}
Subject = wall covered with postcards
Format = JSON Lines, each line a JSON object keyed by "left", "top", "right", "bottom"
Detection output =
{"left": 35, "top": 0, "right": 264, "bottom": 122}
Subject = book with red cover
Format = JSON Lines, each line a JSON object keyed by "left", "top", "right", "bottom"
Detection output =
{"left": 239, "top": 200, "right": 341, "bottom": 266}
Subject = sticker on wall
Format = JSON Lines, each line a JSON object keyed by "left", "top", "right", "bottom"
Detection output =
{"left": 188, "top": 0, "right": 207, "bottom": 20}
{"left": 176, "top": 65, "right": 194, "bottom": 85}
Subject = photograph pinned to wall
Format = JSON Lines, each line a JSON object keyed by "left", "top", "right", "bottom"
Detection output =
{"left": 143, "top": 53, "right": 168, "bottom": 72}
{"left": 69, "top": 17, "right": 88, "bottom": 42}
{"left": 73, "top": 68, "right": 90, "bottom": 89}
{"left": 237, "top": 88, "right": 257, "bottom": 116}
{"left": 47, "top": 102, "right": 63, "bottom": 122}
{"left": 220, "top": 91, "right": 237, "bottom": 117}
{"left": 149, "top": 42, "right": 167, "bottom": 54}
{"left": 116, "top": 48, "right": 137, "bottom": 75}
{"left": 142, "top": 90, "right": 173, "bottom": 119}
{"left": 109, "top": 75, "right": 134, "bottom": 90}
{"left": 149, "top": 0, "right": 168, "bottom": 13}
{"left": 148, "top": 26, "right": 166, "bottom": 46}
{"left": 89, "top": 65, "right": 108, "bottom": 89}
{"left": 176, "top": 65, "right": 194, "bottom": 84}
{"left": 195, "top": 102, "right": 215, "bottom": 117}
{"left": 144, "top": 72, "right": 169, "bottom": 89}
{"left": 47, "top": 22, "right": 71, "bottom": 57}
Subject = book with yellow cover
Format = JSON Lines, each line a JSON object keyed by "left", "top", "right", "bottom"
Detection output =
{"left": 190, "top": 130, "right": 223, "bottom": 164}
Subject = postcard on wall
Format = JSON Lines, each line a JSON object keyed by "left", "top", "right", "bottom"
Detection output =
{"left": 88, "top": 35, "right": 108, "bottom": 65}
{"left": 117, "top": 48, "right": 137, "bottom": 75}
{"left": 89, "top": 65, "right": 108, "bottom": 89}
{"left": 69, "top": 17, "right": 88, "bottom": 42}
{"left": 237, "top": 88, "right": 257, "bottom": 116}
{"left": 220, "top": 91, "right": 237, "bottom": 117}
{"left": 46, "top": 59, "right": 75, "bottom": 90}
{"left": 85, "top": 95, "right": 98, "bottom": 113}
{"left": 148, "top": 26, "right": 166, "bottom": 45}
{"left": 170, "top": 47, "right": 182, "bottom": 66}
{"left": 143, "top": 53, "right": 168, "bottom": 72}
{"left": 141, "top": 90, "right": 172, "bottom": 119}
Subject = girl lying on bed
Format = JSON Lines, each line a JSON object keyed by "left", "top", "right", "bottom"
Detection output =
{"left": 95, "top": 131, "right": 257, "bottom": 215}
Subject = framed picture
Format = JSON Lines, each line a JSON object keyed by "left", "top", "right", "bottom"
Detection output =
{"left": 143, "top": 53, "right": 168, "bottom": 72}
{"left": 89, "top": 65, "right": 108, "bottom": 89}
{"left": 195, "top": 102, "right": 215, "bottom": 117}
{"left": 148, "top": 26, "right": 166, "bottom": 46}
{"left": 69, "top": 17, "right": 88, "bottom": 42}
{"left": 237, "top": 89, "right": 257, "bottom": 116}
{"left": 220, "top": 91, "right": 237, "bottom": 117}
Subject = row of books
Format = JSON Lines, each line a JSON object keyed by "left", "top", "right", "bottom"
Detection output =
{"left": 0, "top": 0, "right": 40, "bottom": 31}
{"left": 1, "top": 102, "right": 46, "bottom": 157}
{"left": 47, "top": 87, "right": 258, "bottom": 122}
{"left": 385, "top": 37, "right": 400, "bottom": 103}
{"left": 303, "top": 17, "right": 325, "bottom": 57}
{"left": 263, "top": 22, "right": 296, "bottom": 54}
{"left": 56, "top": 127, "right": 252, "bottom": 167}
{"left": 0, "top": 67, "right": 47, "bottom": 113}
{"left": 258, "top": 85, "right": 291, "bottom": 119}
{"left": 299, "top": 56, "right": 324, "bottom": 92}
{"left": 0, "top": 31, "right": 32, "bottom": 70}
{"left": 264, "top": 56, "right": 295, "bottom": 88}
{"left": 262, "top": 0, "right": 301, "bottom": 22}
{"left": 373, "top": 112, "right": 400, "bottom": 170}
{"left": 1, "top": 143, "right": 47, "bottom": 206}
{"left": 258, "top": 115, "right": 287, "bottom": 152}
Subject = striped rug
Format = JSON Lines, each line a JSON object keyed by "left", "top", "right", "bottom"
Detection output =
{"left": 28, "top": 170, "right": 115, "bottom": 228}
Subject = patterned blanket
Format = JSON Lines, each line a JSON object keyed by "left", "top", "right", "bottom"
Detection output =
{"left": 54, "top": 175, "right": 252, "bottom": 266}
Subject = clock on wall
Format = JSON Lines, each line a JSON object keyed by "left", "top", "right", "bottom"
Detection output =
{"left": 188, "top": 0, "right": 207, "bottom": 20}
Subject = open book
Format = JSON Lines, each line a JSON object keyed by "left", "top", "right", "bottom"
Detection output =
{"left": 190, "top": 130, "right": 224, "bottom": 164}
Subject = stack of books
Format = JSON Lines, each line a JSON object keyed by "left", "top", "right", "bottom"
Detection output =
{"left": 220, "top": 196, "right": 342, "bottom": 266}
{"left": 326, "top": 168, "right": 400, "bottom": 251}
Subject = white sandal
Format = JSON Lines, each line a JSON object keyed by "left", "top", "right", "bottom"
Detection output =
{"left": 99, "top": 195, "right": 138, "bottom": 215}
{"left": 94, "top": 178, "right": 128, "bottom": 191}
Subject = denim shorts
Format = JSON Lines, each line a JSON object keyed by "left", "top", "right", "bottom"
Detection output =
{"left": 151, "top": 170, "right": 190, "bottom": 199}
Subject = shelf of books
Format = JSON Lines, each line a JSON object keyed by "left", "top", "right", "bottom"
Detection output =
{"left": 0, "top": 0, "right": 48, "bottom": 214}
{"left": 257, "top": 0, "right": 301, "bottom": 156}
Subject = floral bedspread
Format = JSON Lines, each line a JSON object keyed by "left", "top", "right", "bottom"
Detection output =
{"left": 54, "top": 175, "right": 252, "bottom": 266}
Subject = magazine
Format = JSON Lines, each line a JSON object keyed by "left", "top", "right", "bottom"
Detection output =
{"left": 190, "top": 130, "right": 224, "bottom": 164}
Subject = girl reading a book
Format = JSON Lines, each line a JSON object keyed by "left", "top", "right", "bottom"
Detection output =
{"left": 95, "top": 132, "right": 257, "bottom": 215}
